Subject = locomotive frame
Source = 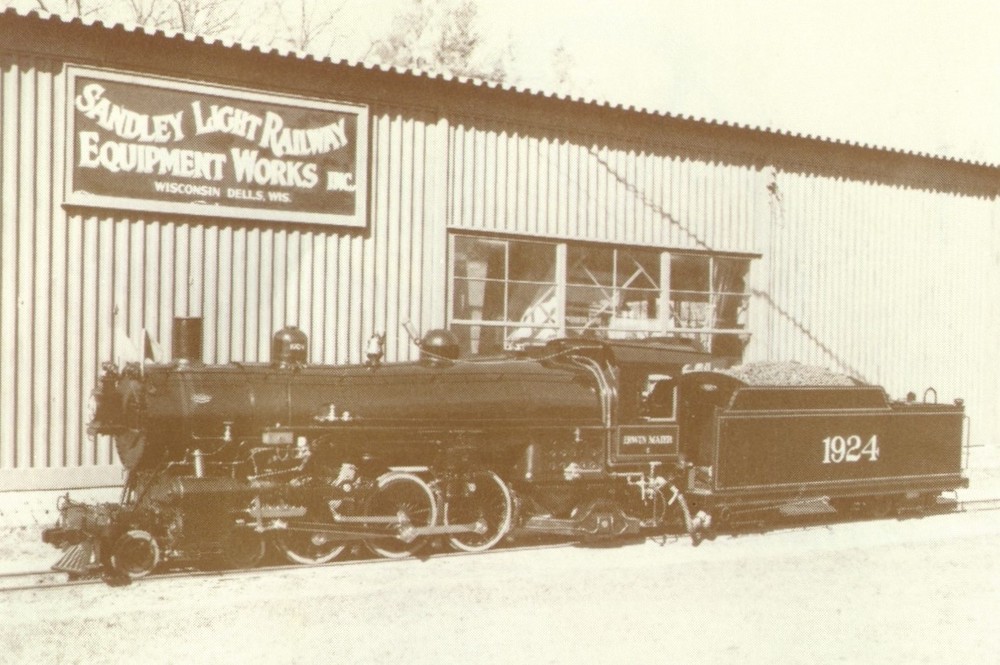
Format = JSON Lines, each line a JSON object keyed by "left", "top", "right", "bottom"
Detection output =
{"left": 42, "top": 324, "right": 969, "bottom": 581}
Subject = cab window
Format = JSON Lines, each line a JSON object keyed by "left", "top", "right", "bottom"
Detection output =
{"left": 640, "top": 374, "right": 676, "bottom": 421}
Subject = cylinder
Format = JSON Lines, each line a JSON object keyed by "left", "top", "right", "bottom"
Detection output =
{"left": 172, "top": 317, "right": 203, "bottom": 364}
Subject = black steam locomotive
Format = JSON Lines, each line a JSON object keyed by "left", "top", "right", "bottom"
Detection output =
{"left": 42, "top": 321, "right": 968, "bottom": 580}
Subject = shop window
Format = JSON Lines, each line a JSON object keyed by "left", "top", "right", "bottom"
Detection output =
{"left": 565, "top": 246, "right": 660, "bottom": 339}
{"left": 449, "top": 234, "right": 753, "bottom": 355}
{"left": 669, "top": 254, "right": 750, "bottom": 333}
{"left": 451, "top": 236, "right": 558, "bottom": 354}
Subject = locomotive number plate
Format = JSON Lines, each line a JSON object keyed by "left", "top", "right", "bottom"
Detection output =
{"left": 822, "top": 434, "right": 880, "bottom": 464}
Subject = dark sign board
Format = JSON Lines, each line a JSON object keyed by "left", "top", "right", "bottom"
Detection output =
{"left": 66, "top": 68, "right": 368, "bottom": 227}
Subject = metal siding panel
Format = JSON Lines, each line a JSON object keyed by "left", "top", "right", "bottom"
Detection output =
{"left": 400, "top": 119, "right": 416, "bottom": 359}
{"left": 298, "top": 231, "right": 313, "bottom": 342}
{"left": 271, "top": 228, "right": 286, "bottom": 330}
{"left": 244, "top": 227, "right": 261, "bottom": 361}
{"left": 428, "top": 116, "right": 449, "bottom": 332}
{"left": 80, "top": 215, "right": 99, "bottom": 465}
{"left": 15, "top": 62, "right": 34, "bottom": 469}
{"left": 49, "top": 90, "right": 68, "bottom": 468}
{"left": 309, "top": 231, "right": 325, "bottom": 364}
{"left": 408, "top": 114, "right": 424, "bottom": 351}
{"left": 483, "top": 127, "right": 496, "bottom": 230}
{"left": 202, "top": 225, "right": 219, "bottom": 363}
{"left": 369, "top": 114, "right": 388, "bottom": 349}
{"left": 386, "top": 114, "right": 403, "bottom": 361}
{"left": 96, "top": 216, "right": 114, "bottom": 465}
{"left": 625, "top": 148, "right": 637, "bottom": 244}
{"left": 217, "top": 225, "right": 234, "bottom": 362}
{"left": 188, "top": 224, "right": 204, "bottom": 318}
{"left": 257, "top": 228, "right": 274, "bottom": 361}
{"left": 350, "top": 231, "right": 365, "bottom": 364}
{"left": 65, "top": 215, "right": 84, "bottom": 468}
{"left": 285, "top": 230, "right": 300, "bottom": 327}
{"left": 473, "top": 125, "right": 486, "bottom": 231}
{"left": 322, "top": 235, "right": 337, "bottom": 364}
{"left": 112, "top": 218, "right": 129, "bottom": 362}
{"left": 32, "top": 64, "right": 53, "bottom": 468}
{"left": 459, "top": 123, "right": 472, "bottom": 230}
{"left": 0, "top": 56, "right": 14, "bottom": 469}
{"left": 495, "top": 128, "right": 509, "bottom": 234}
{"left": 337, "top": 234, "right": 351, "bottom": 364}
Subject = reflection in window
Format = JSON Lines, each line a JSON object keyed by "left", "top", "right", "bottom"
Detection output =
{"left": 451, "top": 236, "right": 558, "bottom": 353}
{"left": 669, "top": 254, "right": 750, "bottom": 335}
{"left": 565, "top": 246, "right": 660, "bottom": 339}
{"left": 449, "top": 234, "right": 753, "bottom": 355}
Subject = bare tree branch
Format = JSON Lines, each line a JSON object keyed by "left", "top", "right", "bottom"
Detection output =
{"left": 367, "top": 0, "right": 506, "bottom": 81}
{"left": 263, "top": 0, "right": 346, "bottom": 55}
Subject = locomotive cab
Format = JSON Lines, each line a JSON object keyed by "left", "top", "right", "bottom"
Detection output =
{"left": 602, "top": 338, "right": 713, "bottom": 470}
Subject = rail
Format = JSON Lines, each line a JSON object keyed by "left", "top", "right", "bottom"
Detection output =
{"left": 4, "top": 492, "right": 999, "bottom": 594}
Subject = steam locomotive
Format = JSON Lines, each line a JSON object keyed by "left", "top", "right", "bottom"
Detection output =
{"left": 42, "top": 320, "right": 969, "bottom": 580}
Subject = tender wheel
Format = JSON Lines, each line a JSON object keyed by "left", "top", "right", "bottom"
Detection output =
{"left": 866, "top": 495, "right": 897, "bottom": 519}
{"left": 273, "top": 510, "right": 347, "bottom": 565}
{"left": 110, "top": 529, "right": 160, "bottom": 579}
{"left": 365, "top": 472, "right": 438, "bottom": 559}
{"left": 444, "top": 471, "right": 513, "bottom": 553}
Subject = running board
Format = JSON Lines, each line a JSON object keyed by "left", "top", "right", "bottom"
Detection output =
{"left": 272, "top": 518, "right": 486, "bottom": 543}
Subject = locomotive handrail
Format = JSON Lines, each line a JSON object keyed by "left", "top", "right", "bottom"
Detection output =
{"left": 567, "top": 354, "right": 614, "bottom": 428}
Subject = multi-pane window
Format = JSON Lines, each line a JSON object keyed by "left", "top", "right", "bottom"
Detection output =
{"left": 451, "top": 236, "right": 558, "bottom": 354}
{"left": 449, "top": 234, "right": 752, "bottom": 354}
{"left": 669, "top": 255, "right": 750, "bottom": 331}
{"left": 565, "top": 245, "right": 661, "bottom": 338}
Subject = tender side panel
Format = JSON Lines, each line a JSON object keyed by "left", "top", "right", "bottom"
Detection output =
{"left": 713, "top": 409, "right": 964, "bottom": 493}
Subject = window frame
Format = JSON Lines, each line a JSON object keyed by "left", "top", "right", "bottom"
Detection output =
{"left": 448, "top": 233, "right": 755, "bottom": 354}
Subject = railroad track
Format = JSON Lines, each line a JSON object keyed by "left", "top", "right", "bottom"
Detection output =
{"left": 0, "top": 537, "right": 578, "bottom": 594}
{"left": 4, "top": 494, "right": 999, "bottom": 594}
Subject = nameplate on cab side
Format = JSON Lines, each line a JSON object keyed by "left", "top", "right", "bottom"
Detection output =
{"left": 622, "top": 432, "right": 674, "bottom": 446}
{"left": 614, "top": 425, "right": 679, "bottom": 461}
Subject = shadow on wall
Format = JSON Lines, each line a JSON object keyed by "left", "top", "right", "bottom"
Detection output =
{"left": 589, "top": 148, "right": 712, "bottom": 251}
{"left": 751, "top": 288, "right": 868, "bottom": 382}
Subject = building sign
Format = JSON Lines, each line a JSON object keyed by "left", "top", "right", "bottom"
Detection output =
{"left": 65, "top": 68, "right": 368, "bottom": 227}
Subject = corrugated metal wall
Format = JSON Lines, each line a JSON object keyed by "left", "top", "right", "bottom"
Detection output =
{"left": 2, "top": 48, "right": 999, "bottom": 490}
{"left": 447, "top": 119, "right": 760, "bottom": 254}
{"left": 446, "top": 113, "right": 1000, "bottom": 455}
{"left": 0, "top": 51, "right": 448, "bottom": 488}
{"left": 749, "top": 169, "right": 1000, "bottom": 456}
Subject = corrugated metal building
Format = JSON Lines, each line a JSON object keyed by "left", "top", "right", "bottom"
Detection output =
{"left": 1, "top": 9, "right": 998, "bottom": 491}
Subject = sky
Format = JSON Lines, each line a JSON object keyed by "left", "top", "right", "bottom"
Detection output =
{"left": 332, "top": 0, "right": 1000, "bottom": 165}
{"left": 472, "top": 0, "right": 1000, "bottom": 164}
{"left": 10, "top": 0, "right": 1000, "bottom": 163}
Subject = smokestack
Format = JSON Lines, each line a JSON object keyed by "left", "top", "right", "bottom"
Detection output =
{"left": 172, "top": 317, "right": 203, "bottom": 365}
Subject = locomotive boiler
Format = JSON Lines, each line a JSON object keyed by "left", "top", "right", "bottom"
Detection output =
{"left": 42, "top": 321, "right": 969, "bottom": 580}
